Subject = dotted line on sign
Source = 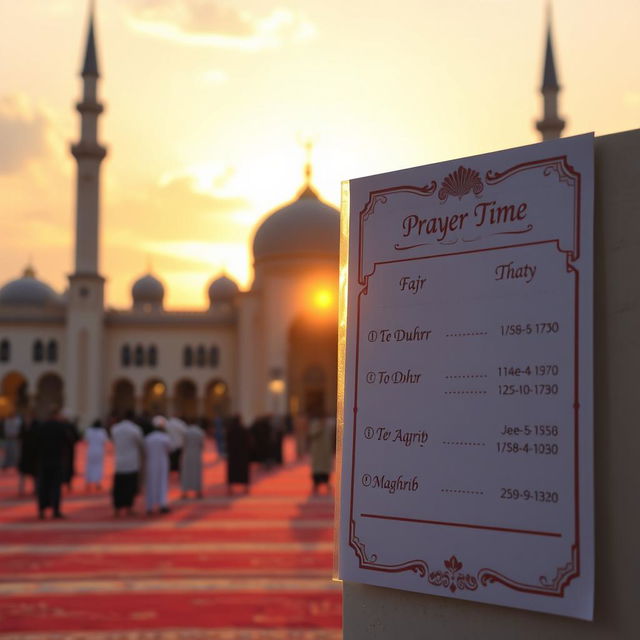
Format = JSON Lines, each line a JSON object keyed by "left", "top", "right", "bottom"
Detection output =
{"left": 444, "top": 391, "right": 488, "bottom": 395}
{"left": 445, "top": 374, "right": 488, "bottom": 380}
{"left": 445, "top": 332, "right": 488, "bottom": 337}
{"left": 442, "top": 441, "right": 486, "bottom": 446}
{"left": 441, "top": 489, "right": 484, "bottom": 495}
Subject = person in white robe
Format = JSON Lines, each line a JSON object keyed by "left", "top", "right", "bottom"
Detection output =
{"left": 181, "top": 422, "right": 205, "bottom": 498}
{"left": 111, "top": 411, "right": 144, "bottom": 516}
{"left": 144, "top": 416, "right": 173, "bottom": 514}
{"left": 84, "top": 420, "right": 108, "bottom": 490}
{"left": 166, "top": 417, "right": 187, "bottom": 473}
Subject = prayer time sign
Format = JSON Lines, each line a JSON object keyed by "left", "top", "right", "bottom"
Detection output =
{"left": 337, "top": 134, "right": 594, "bottom": 619}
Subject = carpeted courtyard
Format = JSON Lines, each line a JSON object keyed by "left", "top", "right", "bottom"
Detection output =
{"left": 0, "top": 438, "right": 341, "bottom": 639}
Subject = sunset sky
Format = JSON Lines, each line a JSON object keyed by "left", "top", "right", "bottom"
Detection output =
{"left": 0, "top": 0, "right": 638, "bottom": 309}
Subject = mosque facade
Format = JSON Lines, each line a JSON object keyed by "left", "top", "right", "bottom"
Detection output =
{"left": 0, "top": 10, "right": 563, "bottom": 428}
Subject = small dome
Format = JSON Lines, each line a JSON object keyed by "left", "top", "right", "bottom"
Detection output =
{"left": 132, "top": 273, "right": 165, "bottom": 311}
{"left": 0, "top": 267, "right": 62, "bottom": 308}
{"left": 208, "top": 275, "right": 239, "bottom": 307}
{"left": 252, "top": 186, "right": 339, "bottom": 263}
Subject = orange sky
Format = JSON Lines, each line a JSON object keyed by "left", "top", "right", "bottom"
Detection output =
{"left": 0, "top": 0, "right": 638, "bottom": 309}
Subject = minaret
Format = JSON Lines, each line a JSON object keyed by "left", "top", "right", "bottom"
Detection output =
{"left": 535, "top": 11, "right": 565, "bottom": 141}
{"left": 66, "top": 1, "right": 107, "bottom": 426}
{"left": 71, "top": 2, "right": 107, "bottom": 274}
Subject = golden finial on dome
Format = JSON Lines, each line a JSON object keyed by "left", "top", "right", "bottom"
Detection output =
{"left": 296, "top": 137, "right": 318, "bottom": 200}
{"left": 304, "top": 139, "right": 313, "bottom": 186}
{"left": 23, "top": 260, "right": 36, "bottom": 278}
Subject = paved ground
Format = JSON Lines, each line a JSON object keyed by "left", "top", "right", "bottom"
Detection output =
{"left": 0, "top": 437, "right": 341, "bottom": 639}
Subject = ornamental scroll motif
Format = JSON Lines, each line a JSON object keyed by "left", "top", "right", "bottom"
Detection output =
{"left": 427, "top": 555, "right": 478, "bottom": 593}
{"left": 438, "top": 166, "right": 484, "bottom": 203}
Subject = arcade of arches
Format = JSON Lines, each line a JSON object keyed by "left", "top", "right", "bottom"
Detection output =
{"left": 0, "top": 371, "right": 65, "bottom": 420}
{"left": 0, "top": 373, "right": 233, "bottom": 423}
{"left": 110, "top": 377, "right": 231, "bottom": 422}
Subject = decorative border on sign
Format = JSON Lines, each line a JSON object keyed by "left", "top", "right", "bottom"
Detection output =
{"left": 350, "top": 519, "right": 428, "bottom": 577}
{"left": 348, "top": 154, "right": 583, "bottom": 597}
{"left": 357, "top": 182, "right": 437, "bottom": 284}
{"left": 478, "top": 545, "right": 579, "bottom": 596}
{"left": 485, "top": 155, "right": 581, "bottom": 261}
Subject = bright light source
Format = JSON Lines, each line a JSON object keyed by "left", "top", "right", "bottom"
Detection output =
{"left": 213, "top": 382, "right": 227, "bottom": 396}
{"left": 152, "top": 382, "right": 165, "bottom": 395}
{"left": 313, "top": 288, "right": 332, "bottom": 309}
{"left": 268, "top": 379, "right": 286, "bottom": 394}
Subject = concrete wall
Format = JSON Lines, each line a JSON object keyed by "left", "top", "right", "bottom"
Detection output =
{"left": 342, "top": 129, "right": 640, "bottom": 639}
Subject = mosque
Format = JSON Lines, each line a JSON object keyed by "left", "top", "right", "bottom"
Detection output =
{"left": 0, "top": 9, "right": 564, "bottom": 428}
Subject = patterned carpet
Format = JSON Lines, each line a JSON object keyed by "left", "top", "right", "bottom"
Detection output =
{"left": 0, "top": 438, "right": 341, "bottom": 639}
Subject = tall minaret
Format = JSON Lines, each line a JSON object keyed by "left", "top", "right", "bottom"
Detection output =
{"left": 535, "top": 11, "right": 565, "bottom": 141}
{"left": 66, "top": 1, "right": 107, "bottom": 426}
{"left": 71, "top": 2, "right": 107, "bottom": 274}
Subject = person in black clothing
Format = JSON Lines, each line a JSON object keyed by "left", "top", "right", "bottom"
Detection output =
{"left": 18, "top": 412, "right": 38, "bottom": 496}
{"left": 269, "top": 415, "right": 284, "bottom": 466}
{"left": 226, "top": 415, "right": 251, "bottom": 495}
{"left": 61, "top": 414, "right": 81, "bottom": 492}
{"left": 250, "top": 416, "right": 271, "bottom": 467}
{"left": 34, "top": 407, "right": 73, "bottom": 519}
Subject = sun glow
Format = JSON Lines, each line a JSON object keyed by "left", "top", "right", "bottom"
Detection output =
{"left": 1, "top": 1, "right": 638, "bottom": 310}
{"left": 313, "top": 288, "right": 333, "bottom": 310}
{"left": 268, "top": 379, "right": 286, "bottom": 394}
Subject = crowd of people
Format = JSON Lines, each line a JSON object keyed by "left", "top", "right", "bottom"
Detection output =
{"left": 0, "top": 406, "right": 336, "bottom": 519}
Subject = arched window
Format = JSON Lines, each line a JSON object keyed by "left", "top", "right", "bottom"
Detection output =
{"left": 47, "top": 339, "right": 58, "bottom": 363}
{"left": 196, "top": 345, "right": 206, "bottom": 367}
{"left": 148, "top": 345, "right": 158, "bottom": 367}
{"left": 209, "top": 346, "right": 219, "bottom": 368}
{"left": 33, "top": 339, "right": 44, "bottom": 363}
{"left": 121, "top": 344, "right": 131, "bottom": 367}
{"left": 134, "top": 344, "right": 145, "bottom": 367}
{"left": 183, "top": 346, "right": 193, "bottom": 368}
{"left": 0, "top": 339, "right": 9, "bottom": 363}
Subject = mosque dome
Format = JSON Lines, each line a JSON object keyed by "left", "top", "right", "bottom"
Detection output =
{"left": 132, "top": 273, "right": 165, "bottom": 311}
{"left": 207, "top": 274, "right": 239, "bottom": 308}
{"left": 252, "top": 184, "right": 339, "bottom": 263}
{"left": 0, "top": 266, "right": 63, "bottom": 308}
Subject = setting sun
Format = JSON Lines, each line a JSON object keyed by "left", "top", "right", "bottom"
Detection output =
{"left": 313, "top": 288, "right": 333, "bottom": 310}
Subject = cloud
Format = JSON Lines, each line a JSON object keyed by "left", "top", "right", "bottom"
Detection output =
{"left": 106, "top": 170, "right": 252, "bottom": 248}
{"left": 624, "top": 91, "right": 640, "bottom": 107}
{"left": 0, "top": 94, "right": 73, "bottom": 293}
{"left": 128, "top": 0, "right": 253, "bottom": 36}
{"left": 124, "top": 0, "right": 316, "bottom": 51}
{"left": 103, "top": 170, "right": 255, "bottom": 306}
{"left": 0, "top": 94, "right": 54, "bottom": 174}
{"left": 201, "top": 69, "right": 229, "bottom": 86}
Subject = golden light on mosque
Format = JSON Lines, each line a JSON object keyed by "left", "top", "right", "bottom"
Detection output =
{"left": 312, "top": 288, "right": 333, "bottom": 310}
{"left": 152, "top": 382, "right": 166, "bottom": 396}
{"left": 268, "top": 379, "right": 286, "bottom": 395}
{"left": 212, "top": 381, "right": 227, "bottom": 397}
{"left": 0, "top": 395, "right": 9, "bottom": 418}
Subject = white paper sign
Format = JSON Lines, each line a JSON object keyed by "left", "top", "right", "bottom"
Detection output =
{"left": 338, "top": 135, "right": 594, "bottom": 619}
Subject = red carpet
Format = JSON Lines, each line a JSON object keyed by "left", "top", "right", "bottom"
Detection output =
{"left": 0, "top": 438, "right": 341, "bottom": 639}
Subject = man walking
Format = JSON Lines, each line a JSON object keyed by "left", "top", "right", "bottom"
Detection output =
{"left": 144, "top": 415, "right": 173, "bottom": 515}
{"left": 34, "top": 407, "right": 72, "bottom": 519}
{"left": 111, "top": 410, "right": 144, "bottom": 516}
